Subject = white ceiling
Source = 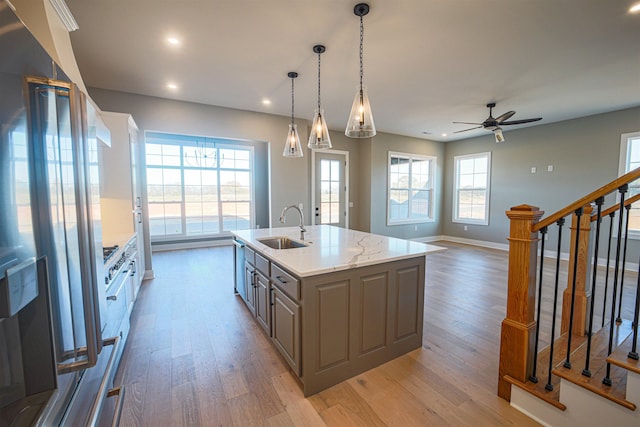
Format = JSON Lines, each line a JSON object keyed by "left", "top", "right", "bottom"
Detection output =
{"left": 65, "top": 0, "right": 640, "bottom": 142}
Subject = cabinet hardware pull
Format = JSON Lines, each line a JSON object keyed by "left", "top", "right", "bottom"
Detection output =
{"left": 106, "top": 295, "right": 117, "bottom": 301}
{"left": 276, "top": 275, "right": 287, "bottom": 284}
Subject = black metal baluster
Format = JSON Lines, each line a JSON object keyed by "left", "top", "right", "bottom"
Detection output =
{"left": 564, "top": 207, "right": 583, "bottom": 369}
{"left": 530, "top": 227, "right": 548, "bottom": 383}
{"left": 604, "top": 184, "right": 628, "bottom": 386}
{"left": 546, "top": 218, "right": 565, "bottom": 391}
{"left": 616, "top": 204, "right": 632, "bottom": 323}
{"left": 629, "top": 256, "right": 640, "bottom": 361}
{"left": 583, "top": 197, "right": 604, "bottom": 377}
{"left": 602, "top": 212, "right": 616, "bottom": 328}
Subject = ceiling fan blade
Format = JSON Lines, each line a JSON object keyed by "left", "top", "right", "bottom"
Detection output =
{"left": 501, "top": 117, "right": 542, "bottom": 125}
{"left": 453, "top": 121, "right": 483, "bottom": 125}
{"left": 453, "top": 126, "right": 483, "bottom": 133}
{"left": 495, "top": 111, "right": 516, "bottom": 123}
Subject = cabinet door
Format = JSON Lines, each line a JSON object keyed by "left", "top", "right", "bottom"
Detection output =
{"left": 271, "top": 286, "right": 300, "bottom": 376}
{"left": 244, "top": 261, "right": 256, "bottom": 313}
{"left": 255, "top": 271, "right": 271, "bottom": 334}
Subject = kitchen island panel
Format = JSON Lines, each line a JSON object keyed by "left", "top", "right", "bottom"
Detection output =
{"left": 301, "top": 255, "right": 425, "bottom": 396}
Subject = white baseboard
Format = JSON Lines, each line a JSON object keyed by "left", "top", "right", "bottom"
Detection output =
{"left": 151, "top": 238, "right": 232, "bottom": 252}
{"left": 414, "top": 235, "right": 639, "bottom": 272}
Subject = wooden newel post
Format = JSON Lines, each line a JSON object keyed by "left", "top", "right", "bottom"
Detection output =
{"left": 498, "top": 204, "right": 544, "bottom": 401}
{"left": 561, "top": 204, "right": 593, "bottom": 336}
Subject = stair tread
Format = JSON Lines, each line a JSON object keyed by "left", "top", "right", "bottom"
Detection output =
{"left": 506, "top": 329, "right": 589, "bottom": 410}
{"left": 609, "top": 327, "right": 640, "bottom": 375}
{"left": 509, "top": 319, "right": 636, "bottom": 411}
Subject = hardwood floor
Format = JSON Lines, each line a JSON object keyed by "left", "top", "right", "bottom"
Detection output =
{"left": 115, "top": 241, "right": 542, "bottom": 426}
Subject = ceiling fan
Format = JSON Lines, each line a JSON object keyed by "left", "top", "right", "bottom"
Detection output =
{"left": 453, "top": 102, "right": 542, "bottom": 142}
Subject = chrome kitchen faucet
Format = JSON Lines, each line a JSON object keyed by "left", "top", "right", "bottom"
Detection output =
{"left": 280, "top": 205, "right": 306, "bottom": 240}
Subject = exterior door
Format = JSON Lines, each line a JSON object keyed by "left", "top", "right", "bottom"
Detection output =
{"left": 314, "top": 152, "right": 346, "bottom": 227}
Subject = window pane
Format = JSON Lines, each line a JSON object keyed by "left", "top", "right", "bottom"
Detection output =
{"left": 390, "top": 189, "right": 409, "bottom": 220}
{"left": 454, "top": 153, "right": 490, "bottom": 224}
{"left": 146, "top": 135, "right": 254, "bottom": 238}
{"left": 459, "top": 158, "right": 474, "bottom": 174}
{"left": 473, "top": 173, "right": 487, "bottom": 188}
{"left": 330, "top": 160, "right": 339, "bottom": 181}
{"left": 412, "top": 190, "right": 430, "bottom": 218}
{"left": 474, "top": 157, "right": 487, "bottom": 173}
{"left": 459, "top": 174, "right": 474, "bottom": 188}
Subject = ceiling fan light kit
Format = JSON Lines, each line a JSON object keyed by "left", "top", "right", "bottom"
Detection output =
{"left": 346, "top": 3, "right": 376, "bottom": 138}
{"left": 453, "top": 102, "right": 542, "bottom": 142}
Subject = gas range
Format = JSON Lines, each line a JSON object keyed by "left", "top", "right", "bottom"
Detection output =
{"left": 103, "top": 242, "right": 135, "bottom": 286}
{"left": 103, "top": 245, "right": 119, "bottom": 263}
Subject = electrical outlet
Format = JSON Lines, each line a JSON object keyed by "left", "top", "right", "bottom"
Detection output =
{"left": 531, "top": 167, "right": 537, "bottom": 174}
{"left": 547, "top": 165, "right": 554, "bottom": 172}
{"left": 298, "top": 203, "right": 303, "bottom": 211}
{"left": 464, "top": 225, "right": 468, "bottom": 231}
{"left": 414, "top": 225, "right": 418, "bottom": 231}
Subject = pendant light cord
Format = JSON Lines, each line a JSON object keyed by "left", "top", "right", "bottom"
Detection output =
{"left": 359, "top": 14, "right": 364, "bottom": 90}
{"left": 291, "top": 76, "right": 295, "bottom": 125}
{"left": 317, "top": 51, "right": 322, "bottom": 110}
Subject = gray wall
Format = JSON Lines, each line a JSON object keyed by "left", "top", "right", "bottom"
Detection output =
{"left": 89, "top": 87, "right": 311, "bottom": 228}
{"left": 443, "top": 106, "right": 640, "bottom": 256}
{"left": 89, "top": 87, "right": 640, "bottom": 256}
{"left": 368, "top": 132, "right": 445, "bottom": 239}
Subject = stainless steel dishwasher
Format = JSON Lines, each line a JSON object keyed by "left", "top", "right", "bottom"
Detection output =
{"left": 233, "top": 238, "right": 246, "bottom": 300}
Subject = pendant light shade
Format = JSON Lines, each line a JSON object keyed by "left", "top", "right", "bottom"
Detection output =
{"left": 283, "top": 71, "right": 303, "bottom": 157}
{"left": 494, "top": 127, "right": 505, "bottom": 143}
{"left": 308, "top": 45, "right": 332, "bottom": 150}
{"left": 346, "top": 3, "right": 376, "bottom": 138}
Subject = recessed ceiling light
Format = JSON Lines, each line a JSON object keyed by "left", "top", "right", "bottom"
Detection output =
{"left": 441, "top": 133, "right": 448, "bottom": 137}
{"left": 167, "top": 37, "right": 181, "bottom": 46}
{"left": 262, "top": 99, "right": 272, "bottom": 106}
{"left": 630, "top": 2, "right": 640, "bottom": 13}
{"left": 167, "top": 83, "right": 178, "bottom": 90}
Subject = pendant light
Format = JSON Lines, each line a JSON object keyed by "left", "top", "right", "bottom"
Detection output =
{"left": 346, "top": 3, "right": 376, "bottom": 138}
{"left": 308, "top": 45, "right": 332, "bottom": 150}
{"left": 283, "top": 71, "right": 303, "bottom": 157}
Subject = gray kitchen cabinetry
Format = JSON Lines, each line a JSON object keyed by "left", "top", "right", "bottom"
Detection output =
{"left": 255, "top": 270, "right": 271, "bottom": 334}
{"left": 234, "top": 244, "right": 425, "bottom": 396}
{"left": 241, "top": 246, "right": 272, "bottom": 336}
{"left": 271, "top": 285, "right": 301, "bottom": 375}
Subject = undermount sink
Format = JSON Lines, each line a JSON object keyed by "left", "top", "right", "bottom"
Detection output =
{"left": 257, "top": 236, "right": 308, "bottom": 249}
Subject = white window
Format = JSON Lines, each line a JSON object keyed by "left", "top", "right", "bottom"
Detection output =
{"left": 453, "top": 152, "right": 491, "bottom": 225}
{"left": 387, "top": 152, "right": 435, "bottom": 225}
{"left": 619, "top": 131, "right": 640, "bottom": 236}
{"left": 145, "top": 132, "right": 254, "bottom": 239}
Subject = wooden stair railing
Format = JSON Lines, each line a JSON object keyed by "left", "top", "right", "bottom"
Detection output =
{"left": 498, "top": 166, "right": 640, "bottom": 403}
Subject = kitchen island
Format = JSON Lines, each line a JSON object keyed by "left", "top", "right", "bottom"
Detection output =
{"left": 232, "top": 225, "right": 445, "bottom": 396}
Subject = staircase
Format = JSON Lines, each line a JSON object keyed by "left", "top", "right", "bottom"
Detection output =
{"left": 498, "top": 168, "right": 640, "bottom": 426}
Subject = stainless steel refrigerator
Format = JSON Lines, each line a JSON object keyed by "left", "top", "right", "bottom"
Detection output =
{"left": 0, "top": 5, "right": 121, "bottom": 426}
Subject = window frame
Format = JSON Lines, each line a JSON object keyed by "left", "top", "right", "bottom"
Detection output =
{"left": 145, "top": 133, "right": 256, "bottom": 241}
{"left": 386, "top": 151, "right": 436, "bottom": 226}
{"left": 618, "top": 131, "right": 640, "bottom": 239}
{"left": 452, "top": 152, "right": 491, "bottom": 226}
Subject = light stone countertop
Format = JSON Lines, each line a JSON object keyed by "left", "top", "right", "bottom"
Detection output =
{"left": 232, "top": 225, "right": 446, "bottom": 277}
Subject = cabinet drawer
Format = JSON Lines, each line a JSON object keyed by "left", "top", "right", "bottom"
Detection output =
{"left": 255, "top": 252, "right": 270, "bottom": 276}
{"left": 271, "top": 263, "right": 300, "bottom": 300}
{"left": 244, "top": 246, "right": 255, "bottom": 265}
{"left": 105, "top": 276, "right": 128, "bottom": 339}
